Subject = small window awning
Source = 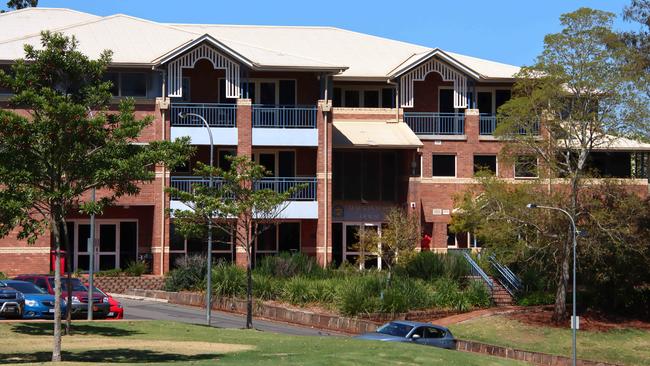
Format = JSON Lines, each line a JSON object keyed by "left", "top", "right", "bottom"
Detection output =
{"left": 333, "top": 121, "right": 423, "bottom": 149}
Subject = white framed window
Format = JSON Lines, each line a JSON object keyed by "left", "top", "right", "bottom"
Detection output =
{"left": 219, "top": 78, "right": 297, "bottom": 105}
{"left": 252, "top": 149, "right": 297, "bottom": 177}
{"left": 333, "top": 86, "right": 396, "bottom": 108}
{"left": 342, "top": 222, "right": 383, "bottom": 270}
{"left": 432, "top": 154, "right": 457, "bottom": 177}
{"left": 103, "top": 71, "right": 148, "bottom": 98}
{"left": 169, "top": 222, "right": 234, "bottom": 267}
{"left": 473, "top": 154, "right": 498, "bottom": 176}
{"left": 514, "top": 155, "right": 539, "bottom": 179}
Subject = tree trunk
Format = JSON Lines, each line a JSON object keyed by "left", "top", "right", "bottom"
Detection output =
{"left": 50, "top": 215, "right": 62, "bottom": 362}
{"left": 62, "top": 220, "right": 73, "bottom": 335}
{"left": 552, "top": 239, "right": 570, "bottom": 322}
{"left": 246, "top": 252, "right": 253, "bottom": 329}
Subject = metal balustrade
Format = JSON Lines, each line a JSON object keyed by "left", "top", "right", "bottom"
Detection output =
{"left": 480, "top": 114, "right": 498, "bottom": 135}
{"left": 252, "top": 105, "right": 317, "bottom": 128}
{"left": 170, "top": 103, "right": 237, "bottom": 127}
{"left": 170, "top": 176, "right": 317, "bottom": 201}
{"left": 404, "top": 112, "right": 465, "bottom": 135}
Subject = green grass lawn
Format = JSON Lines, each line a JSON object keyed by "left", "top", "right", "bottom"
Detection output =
{"left": 0, "top": 320, "right": 525, "bottom": 365}
{"left": 450, "top": 315, "right": 650, "bottom": 366}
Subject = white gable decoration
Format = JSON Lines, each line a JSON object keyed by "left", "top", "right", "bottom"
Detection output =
{"left": 399, "top": 57, "right": 468, "bottom": 109}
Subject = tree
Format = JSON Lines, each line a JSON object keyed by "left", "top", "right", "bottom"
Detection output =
{"left": 351, "top": 225, "right": 380, "bottom": 270}
{"left": 494, "top": 8, "right": 647, "bottom": 322}
{"left": 620, "top": 0, "right": 650, "bottom": 93}
{"left": 376, "top": 207, "right": 419, "bottom": 272}
{"left": 168, "top": 155, "right": 299, "bottom": 329}
{"left": 0, "top": 32, "right": 191, "bottom": 362}
{"left": 2, "top": 0, "right": 36, "bottom": 12}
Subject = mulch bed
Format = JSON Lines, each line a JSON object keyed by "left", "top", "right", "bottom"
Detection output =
{"left": 508, "top": 306, "right": 650, "bottom": 332}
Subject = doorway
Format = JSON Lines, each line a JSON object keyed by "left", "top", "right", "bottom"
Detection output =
{"left": 71, "top": 220, "right": 138, "bottom": 271}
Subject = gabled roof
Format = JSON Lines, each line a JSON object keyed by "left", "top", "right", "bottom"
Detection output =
{"left": 0, "top": 7, "right": 521, "bottom": 80}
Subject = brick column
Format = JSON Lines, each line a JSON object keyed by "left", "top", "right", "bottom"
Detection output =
{"left": 316, "top": 100, "right": 332, "bottom": 266}
{"left": 235, "top": 99, "right": 253, "bottom": 267}
{"left": 153, "top": 98, "right": 170, "bottom": 275}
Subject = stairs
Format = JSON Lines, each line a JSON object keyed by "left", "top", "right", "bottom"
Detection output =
{"left": 490, "top": 277, "right": 514, "bottom": 307}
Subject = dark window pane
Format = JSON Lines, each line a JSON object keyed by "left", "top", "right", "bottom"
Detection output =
{"left": 260, "top": 82, "right": 276, "bottom": 105}
{"left": 77, "top": 255, "right": 90, "bottom": 271}
{"left": 363, "top": 151, "right": 381, "bottom": 200}
{"left": 495, "top": 90, "right": 511, "bottom": 112}
{"left": 279, "top": 80, "right": 296, "bottom": 106}
{"left": 99, "top": 224, "right": 117, "bottom": 252}
{"left": 381, "top": 152, "right": 396, "bottom": 201}
{"left": 169, "top": 223, "right": 185, "bottom": 251}
{"left": 439, "top": 89, "right": 454, "bottom": 113}
{"left": 515, "top": 156, "right": 538, "bottom": 178}
{"left": 344, "top": 90, "right": 360, "bottom": 107}
{"left": 102, "top": 72, "right": 119, "bottom": 96}
{"left": 121, "top": 73, "right": 147, "bottom": 97}
{"left": 259, "top": 153, "right": 276, "bottom": 176}
{"left": 77, "top": 224, "right": 90, "bottom": 253}
{"left": 120, "top": 222, "right": 138, "bottom": 269}
{"left": 182, "top": 77, "right": 191, "bottom": 102}
{"left": 278, "top": 223, "right": 300, "bottom": 252}
{"left": 257, "top": 225, "right": 277, "bottom": 252}
{"left": 363, "top": 90, "right": 379, "bottom": 108}
{"left": 333, "top": 88, "right": 342, "bottom": 107}
{"left": 219, "top": 150, "right": 235, "bottom": 171}
{"left": 99, "top": 255, "right": 116, "bottom": 270}
{"left": 213, "top": 227, "right": 232, "bottom": 251}
{"left": 432, "top": 155, "right": 456, "bottom": 177}
{"left": 187, "top": 236, "right": 205, "bottom": 254}
{"left": 446, "top": 225, "right": 455, "bottom": 247}
{"left": 477, "top": 91, "right": 493, "bottom": 115}
{"left": 279, "top": 151, "right": 295, "bottom": 177}
{"left": 474, "top": 155, "right": 497, "bottom": 175}
{"left": 381, "top": 88, "right": 395, "bottom": 108}
{"left": 332, "top": 223, "right": 343, "bottom": 266}
{"left": 332, "top": 151, "right": 344, "bottom": 200}
{"left": 345, "top": 225, "right": 359, "bottom": 251}
{"left": 343, "top": 152, "right": 362, "bottom": 199}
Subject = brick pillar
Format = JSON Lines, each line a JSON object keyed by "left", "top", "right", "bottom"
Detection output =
{"left": 235, "top": 99, "right": 253, "bottom": 267}
{"left": 153, "top": 98, "right": 170, "bottom": 275}
{"left": 316, "top": 100, "right": 332, "bottom": 266}
{"left": 459, "top": 109, "right": 480, "bottom": 178}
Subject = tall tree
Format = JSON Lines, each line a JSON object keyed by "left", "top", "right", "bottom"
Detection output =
{"left": 0, "top": 32, "right": 191, "bottom": 362}
{"left": 6, "top": 0, "right": 37, "bottom": 10}
{"left": 493, "top": 8, "right": 647, "bottom": 321}
{"left": 169, "top": 155, "right": 299, "bottom": 329}
{"left": 375, "top": 207, "right": 420, "bottom": 272}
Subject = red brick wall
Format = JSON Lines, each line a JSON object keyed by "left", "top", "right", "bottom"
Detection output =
{"left": 316, "top": 100, "right": 333, "bottom": 265}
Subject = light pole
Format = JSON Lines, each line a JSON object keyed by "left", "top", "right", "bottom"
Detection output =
{"left": 179, "top": 111, "right": 214, "bottom": 326}
{"left": 527, "top": 203, "right": 578, "bottom": 366}
{"left": 87, "top": 187, "right": 96, "bottom": 320}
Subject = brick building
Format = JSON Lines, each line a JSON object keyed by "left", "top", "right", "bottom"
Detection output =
{"left": 1, "top": 8, "right": 648, "bottom": 275}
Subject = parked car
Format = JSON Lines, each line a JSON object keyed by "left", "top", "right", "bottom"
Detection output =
{"left": 355, "top": 321, "right": 456, "bottom": 350}
{"left": 90, "top": 286, "right": 123, "bottom": 319}
{"left": 0, "top": 283, "right": 24, "bottom": 319}
{"left": 14, "top": 275, "right": 109, "bottom": 319}
{"left": 0, "top": 280, "right": 65, "bottom": 319}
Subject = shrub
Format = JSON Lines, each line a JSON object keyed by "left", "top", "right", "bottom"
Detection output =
{"left": 397, "top": 251, "right": 444, "bottom": 280}
{"left": 308, "top": 278, "right": 338, "bottom": 304}
{"left": 442, "top": 253, "right": 471, "bottom": 282}
{"left": 431, "top": 277, "right": 461, "bottom": 308}
{"left": 209, "top": 262, "right": 246, "bottom": 297}
{"left": 464, "top": 280, "right": 491, "bottom": 308}
{"left": 256, "top": 252, "right": 322, "bottom": 278}
{"left": 124, "top": 260, "right": 147, "bottom": 277}
{"left": 336, "top": 275, "right": 382, "bottom": 316}
{"left": 281, "top": 276, "right": 313, "bottom": 305}
{"left": 380, "top": 276, "right": 434, "bottom": 313}
{"left": 95, "top": 268, "right": 123, "bottom": 277}
{"left": 164, "top": 254, "right": 207, "bottom": 292}
{"left": 0, "top": 272, "right": 6, "bottom": 279}
{"left": 253, "top": 274, "right": 282, "bottom": 300}
{"left": 518, "top": 291, "right": 555, "bottom": 306}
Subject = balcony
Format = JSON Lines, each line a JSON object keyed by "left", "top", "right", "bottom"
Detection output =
{"left": 170, "top": 103, "right": 237, "bottom": 127}
{"left": 170, "top": 176, "right": 317, "bottom": 201}
{"left": 251, "top": 105, "right": 319, "bottom": 146}
{"left": 404, "top": 112, "right": 465, "bottom": 136}
{"left": 480, "top": 114, "right": 540, "bottom": 136}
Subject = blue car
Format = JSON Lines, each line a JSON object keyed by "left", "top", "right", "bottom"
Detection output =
{"left": 355, "top": 321, "right": 456, "bottom": 350}
{"left": 0, "top": 280, "right": 65, "bottom": 319}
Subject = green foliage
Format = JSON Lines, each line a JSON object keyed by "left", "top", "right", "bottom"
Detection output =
{"left": 396, "top": 251, "right": 470, "bottom": 282}
{"left": 376, "top": 207, "right": 420, "bottom": 270}
{"left": 124, "top": 260, "right": 147, "bottom": 277}
{"left": 208, "top": 262, "right": 246, "bottom": 298}
{"left": 252, "top": 274, "right": 281, "bottom": 301}
{"left": 336, "top": 275, "right": 382, "bottom": 316}
{"left": 95, "top": 269, "right": 123, "bottom": 278}
{"left": 0, "top": 272, "right": 7, "bottom": 279}
{"left": 280, "top": 277, "right": 313, "bottom": 305}
{"left": 379, "top": 277, "right": 434, "bottom": 314}
{"left": 256, "top": 252, "right": 322, "bottom": 278}
{"left": 164, "top": 255, "right": 207, "bottom": 292}
{"left": 517, "top": 291, "right": 555, "bottom": 306}
{"left": 464, "top": 280, "right": 492, "bottom": 308}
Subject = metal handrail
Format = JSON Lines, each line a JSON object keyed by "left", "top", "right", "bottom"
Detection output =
{"left": 170, "top": 103, "right": 237, "bottom": 127}
{"left": 488, "top": 254, "right": 523, "bottom": 297}
{"left": 461, "top": 252, "right": 493, "bottom": 290}
{"left": 170, "top": 176, "right": 317, "bottom": 201}
{"left": 404, "top": 112, "right": 465, "bottom": 135}
{"left": 479, "top": 114, "right": 497, "bottom": 135}
{"left": 252, "top": 105, "right": 317, "bottom": 128}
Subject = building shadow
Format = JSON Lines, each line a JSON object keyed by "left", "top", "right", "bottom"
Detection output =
{"left": 10, "top": 323, "right": 142, "bottom": 337}
{"left": 0, "top": 349, "right": 223, "bottom": 364}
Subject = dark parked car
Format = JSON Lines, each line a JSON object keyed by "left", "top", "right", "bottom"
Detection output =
{"left": 14, "top": 275, "right": 109, "bottom": 319}
{"left": 0, "top": 280, "right": 65, "bottom": 319}
{"left": 0, "top": 283, "right": 24, "bottom": 319}
{"left": 355, "top": 321, "right": 456, "bottom": 350}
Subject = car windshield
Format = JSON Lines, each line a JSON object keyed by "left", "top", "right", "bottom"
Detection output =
{"left": 4, "top": 282, "right": 47, "bottom": 294}
{"left": 92, "top": 287, "right": 106, "bottom": 297}
{"left": 48, "top": 278, "right": 87, "bottom": 292}
{"left": 376, "top": 322, "right": 414, "bottom": 337}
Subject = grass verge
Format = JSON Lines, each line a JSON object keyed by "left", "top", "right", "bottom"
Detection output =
{"left": 0, "top": 320, "right": 525, "bottom": 365}
{"left": 450, "top": 315, "right": 650, "bottom": 366}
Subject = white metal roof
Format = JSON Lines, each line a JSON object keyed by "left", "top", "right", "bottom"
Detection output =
{"left": 0, "top": 7, "right": 520, "bottom": 79}
{"left": 333, "top": 121, "right": 423, "bottom": 148}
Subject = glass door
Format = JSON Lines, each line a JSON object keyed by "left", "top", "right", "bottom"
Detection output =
{"left": 343, "top": 223, "right": 381, "bottom": 269}
{"left": 75, "top": 224, "right": 91, "bottom": 271}
{"left": 98, "top": 223, "right": 119, "bottom": 270}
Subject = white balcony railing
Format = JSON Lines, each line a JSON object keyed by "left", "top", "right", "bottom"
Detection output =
{"left": 252, "top": 105, "right": 317, "bottom": 128}
{"left": 170, "top": 103, "right": 237, "bottom": 127}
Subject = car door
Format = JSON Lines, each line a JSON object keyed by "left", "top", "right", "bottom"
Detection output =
{"left": 424, "top": 327, "right": 452, "bottom": 348}
{"left": 409, "top": 326, "right": 426, "bottom": 343}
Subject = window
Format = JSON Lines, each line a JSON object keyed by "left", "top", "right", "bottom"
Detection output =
{"left": 333, "top": 151, "right": 398, "bottom": 201}
{"left": 333, "top": 87, "right": 342, "bottom": 107}
{"left": 381, "top": 88, "right": 395, "bottom": 108}
{"left": 424, "top": 327, "right": 446, "bottom": 338}
{"left": 473, "top": 155, "right": 497, "bottom": 175}
{"left": 278, "top": 222, "right": 300, "bottom": 252}
{"left": 439, "top": 89, "right": 455, "bottom": 113}
{"left": 477, "top": 91, "right": 493, "bottom": 114}
{"left": 218, "top": 150, "right": 235, "bottom": 171}
{"left": 279, "top": 80, "right": 296, "bottom": 106}
{"left": 515, "top": 156, "right": 538, "bottom": 178}
{"left": 181, "top": 77, "right": 191, "bottom": 102}
{"left": 35, "top": 278, "right": 49, "bottom": 291}
{"left": 495, "top": 90, "right": 511, "bottom": 112}
{"left": 334, "top": 87, "right": 396, "bottom": 107}
{"left": 344, "top": 90, "right": 360, "bottom": 107}
{"left": 432, "top": 155, "right": 456, "bottom": 177}
{"left": 102, "top": 72, "right": 147, "bottom": 97}
{"left": 363, "top": 90, "right": 379, "bottom": 108}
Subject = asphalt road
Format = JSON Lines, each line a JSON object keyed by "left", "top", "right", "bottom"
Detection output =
{"left": 117, "top": 296, "right": 342, "bottom": 337}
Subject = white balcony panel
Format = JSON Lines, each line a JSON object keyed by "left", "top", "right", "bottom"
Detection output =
{"left": 252, "top": 128, "right": 318, "bottom": 146}
{"left": 170, "top": 200, "right": 318, "bottom": 219}
{"left": 171, "top": 127, "right": 238, "bottom": 145}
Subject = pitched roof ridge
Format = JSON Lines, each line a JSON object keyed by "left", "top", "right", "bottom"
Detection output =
{"left": 169, "top": 23, "right": 339, "bottom": 30}
{"left": 0, "top": 7, "right": 99, "bottom": 18}
{"left": 0, "top": 12, "right": 107, "bottom": 45}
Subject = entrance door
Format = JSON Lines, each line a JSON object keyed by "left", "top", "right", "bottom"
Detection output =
{"left": 343, "top": 223, "right": 381, "bottom": 269}
{"left": 98, "top": 223, "right": 119, "bottom": 270}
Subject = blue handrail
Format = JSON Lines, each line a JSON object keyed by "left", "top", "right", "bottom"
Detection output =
{"left": 461, "top": 252, "right": 493, "bottom": 290}
{"left": 488, "top": 254, "right": 523, "bottom": 297}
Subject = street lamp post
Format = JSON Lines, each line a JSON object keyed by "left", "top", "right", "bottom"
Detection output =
{"left": 527, "top": 203, "right": 578, "bottom": 366}
{"left": 179, "top": 112, "right": 214, "bottom": 326}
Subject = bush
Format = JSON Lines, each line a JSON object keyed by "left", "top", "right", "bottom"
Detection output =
{"left": 281, "top": 276, "right": 313, "bottom": 305}
{"left": 397, "top": 252, "right": 470, "bottom": 282}
{"left": 336, "top": 275, "right": 382, "bottom": 316}
{"left": 464, "top": 280, "right": 491, "bottom": 308}
{"left": 309, "top": 279, "right": 338, "bottom": 304}
{"left": 380, "top": 276, "right": 434, "bottom": 313}
{"left": 253, "top": 274, "right": 282, "bottom": 300}
{"left": 431, "top": 277, "right": 461, "bottom": 308}
{"left": 124, "top": 260, "right": 147, "bottom": 277}
{"left": 0, "top": 272, "right": 6, "bottom": 279}
{"left": 164, "top": 254, "right": 207, "bottom": 292}
{"left": 95, "top": 268, "right": 123, "bottom": 277}
{"left": 518, "top": 291, "right": 554, "bottom": 306}
{"left": 209, "top": 262, "right": 246, "bottom": 297}
{"left": 256, "top": 252, "right": 322, "bottom": 278}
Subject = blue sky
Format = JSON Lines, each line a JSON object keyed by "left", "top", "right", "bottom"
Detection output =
{"left": 20, "top": 0, "right": 637, "bottom": 66}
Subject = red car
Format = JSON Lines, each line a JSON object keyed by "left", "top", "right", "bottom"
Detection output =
{"left": 90, "top": 286, "right": 123, "bottom": 319}
{"left": 14, "top": 275, "right": 110, "bottom": 319}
